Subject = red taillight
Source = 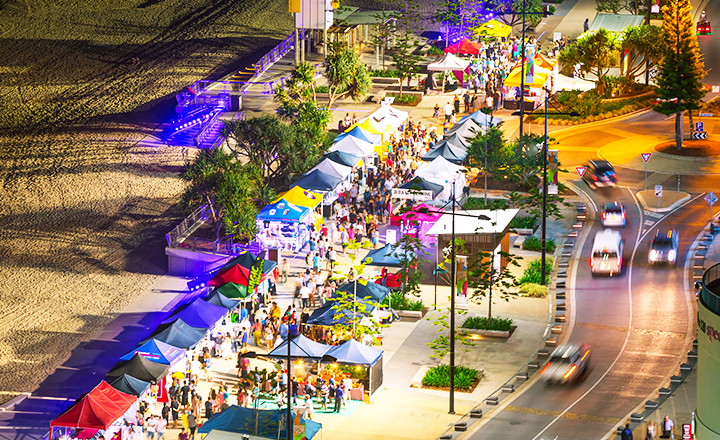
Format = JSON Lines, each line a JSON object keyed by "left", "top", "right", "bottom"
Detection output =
{"left": 539, "top": 362, "right": 551, "bottom": 375}
{"left": 590, "top": 257, "right": 594, "bottom": 267}
{"left": 621, "top": 211, "right": 625, "bottom": 219}
{"left": 563, "top": 364, "right": 577, "bottom": 380}
{"left": 602, "top": 212, "right": 606, "bottom": 219}
{"left": 592, "top": 175, "right": 598, "bottom": 181}
{"left": 580, "top": 349, "right": 590, "bottom": 362}
{"left": 617, "top": 257, "right": 622, "bottom": 267}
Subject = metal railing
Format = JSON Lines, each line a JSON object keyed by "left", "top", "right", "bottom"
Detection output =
{"left": 702, "top": 263, "right": 720, "bottom": 315}
{"left": 255, "top": 30, "right": 303, "bottom": 76}
{"left": 193, "top": 110, "right": 222, "bottom": 147}
{"left": 173, "top": 236, "right": 250, "bottom": 255}
{"left": 165, "top": 205, "right": 212, "bottom": 247}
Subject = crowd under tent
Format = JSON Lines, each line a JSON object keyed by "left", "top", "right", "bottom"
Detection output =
{"left": 290, "top": 169, "right": 344, "bottom": 193}
{"left": 473, "top": 19, "right": 512, "bottom": 38}
{"left": 198, "top": 406, "right": 286, "bottom": 438}
{"left": 307, "top": 158, "right": 353, "bottom": 181}
{"left": 325, "top": 339, "right": 384, "bottom": 396}
{"left": 273, "top": 186, "right": 323, "bottom": 209}
{"left": 394, "top": 176, "right": 444, "bottom": 200}
{"left": 445, "top": 117, "right": 484, "bottom": 139}
{"left": 207, "top": 290, "right": 242, "bottom": 309}
{"left": 110, "top": 374, "right": 151, "bottom": 397}
{"left": 459, "top": 110, "right": 504, "bottom": 127}
{"left": 422, "top": 141, "right": 468, "bottom": 165}
{"left": 334, "top": 125, "right": 382, "bottom": 146}
{"left": 428, "top": 53, "right": 471, "bottom": 91}
{"left": 120, "top": 338, "right": 186, "bottom": 366}
{"left": 329, "top": 134, "right": 377, "bottom": 158}
{"left": 161, "top": 298, "right": 228, "bottom": 329}
{"left": 50, "top": 381, "right": 136, "bottom": 439}
{"left": 503, "top": 67, "right": 550, "bottom": 111}
{"left": 106, "top": 353, "right": 170, "bottom": 385}
{"left": 145, "top": 318, "right": 208, "bottom": 349}
{"left": 414, "top": 156, "right": 467, "bottom": 203}
{"left": 256, "top": 200, "right": 314, "bottom": 252}
{"left": 324, "top": 150, "right": 363, "bottom": 168}
{"left": 389, "top": 203, "right": 443, "bottom": 243}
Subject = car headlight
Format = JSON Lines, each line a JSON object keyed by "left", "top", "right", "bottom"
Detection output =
{"left": 649, "top": 250, "right": 657, "bottom": 261}
{"left": 668, "top": 250, "right": 676, "bottom": 262}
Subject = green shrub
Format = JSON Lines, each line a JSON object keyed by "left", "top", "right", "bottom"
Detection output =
{"left": 369, "top": 69, "right": 400, "bottom": 78}
{"left": 509, "top": 215, "right": 537, "bottom": 230}
{"left": 315, "top": 85, "right": 329, "bottom": 93}
{"left": 522, "top": 236, "right": 556, "bottom": 253}
{"left": 380, "top": 290, "right": 424, "bottom": 311}
{"left": 427, "top": 46, "right": 444, "bottom": 56}
{"left": 518, "top": 282, "right": 549, "bottom": 298}
{"left": 519, "top": 258, "right": 554, "bottom": 284}
{"left": 386, "top": 93, "right": 417, "bottom": 104}
{"left": 462, "top": 315, "right": 514, "bottom": 331}
{"left": 463, "top": 197, "right": 509, "bottom": 210}
{"left": 422, "top": 364, "right": 481, "bottom": 390}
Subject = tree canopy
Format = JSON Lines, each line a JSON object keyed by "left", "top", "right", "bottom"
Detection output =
{"left": 620, "top": 24, "right": 663, "bottom": 82}
{"left": 558, "top": 28, "right": 619, "bottom": 94}
{"left": 324, "top": 44, "right": 372, "bottom": 109}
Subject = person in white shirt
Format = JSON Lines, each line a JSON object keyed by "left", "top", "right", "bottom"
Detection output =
{"left": 299, "top": 285, "right": 311, "bottom": 308}
{"left": 155, "top": 416, "right": 167, "bottom": 440}
{"left": 145, "top": 415, "right": 157, "bottom": 439}
{"left": 443, "top": 102, "right": 453, "bottom": 121}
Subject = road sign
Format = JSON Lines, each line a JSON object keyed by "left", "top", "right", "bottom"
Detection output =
{"left": 641, "top": 153, "right": 652, "bottom": 163}
{"left": 655, "top": 185, "right": 663, "bottom": 197}
{"left": 692, "top": 132, "right": 709, "bottom": 140}
{"left": 576, "top": 166, "right": 586, "bottom": 177}
{"left": 700, "top": 113, "right": 714, "bottom": 117}
{"left": 713, "top": 85, "right": 719, "bottom": 93}
{"left": 696, "top": 121, "right": 705, "bottom": 132}
{"left": 706, "top": 192, "right": 718, "bottom": 206}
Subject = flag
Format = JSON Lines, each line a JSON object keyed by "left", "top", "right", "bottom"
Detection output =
{"left": 525, "top": 44, "right": 536, "bottom": 84}
{"left": 305, "top": 418, "right": 322, "bottom": 440}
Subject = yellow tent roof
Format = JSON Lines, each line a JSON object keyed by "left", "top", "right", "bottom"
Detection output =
{"left": 354, "top": 116, "right": 395, "bottom": 135}
{"left": 273, "top": 186, "right": 323, "bottom": 209}
{"left": 504, "top": 67, "right": 549, "bottom": 88}
{"left": 473, "top": 19, "right": 512, "bottom": 38}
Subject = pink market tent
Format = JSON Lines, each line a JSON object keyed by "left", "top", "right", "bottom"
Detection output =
{"left": 398, "top": 203, "right": 443, "bottom": 224}
{"left": 50, "top": 381, "right": 136, "bottom": 433}
{"left": 391, "top": 203, "right": 443, "bottom": 243}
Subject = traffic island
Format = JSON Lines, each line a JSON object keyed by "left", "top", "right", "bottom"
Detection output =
{"left": 636, "top": 189, "right": 691, "bottom": 213}
{"left": 655, "top": 139, "right": 720, "bottom": 156}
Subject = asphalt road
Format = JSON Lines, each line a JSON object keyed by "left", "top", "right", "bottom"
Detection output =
{"left": 467, "top": 185, "right": 703, "bottom": 439}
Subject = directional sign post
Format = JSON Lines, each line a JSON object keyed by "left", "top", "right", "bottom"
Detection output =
{"left": 641, "top": 153, "right": 652, "bottom": 193}
{"left": 655, "top": 185, "right": 663, "bottom": 210}
{"left": 696, "top": 121, "right": 705, "bottom": 133}
{"left": 706, "top": 192, "right": 718, "bottom": 225}
{"left": 576, "top": 166, "right": 587, "bottom": 205}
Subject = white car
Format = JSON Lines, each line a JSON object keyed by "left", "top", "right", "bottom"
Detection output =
{"left": 649, "top": 230, "right": 679, "bottom": 265}
{"left": 601, "top": 202, "right": 626, "bottom": 227}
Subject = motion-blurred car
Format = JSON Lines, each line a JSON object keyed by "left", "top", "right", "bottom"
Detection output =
{"left": 698, "top": 11, "right": 712, "bottom": 35}
{"left": 582, "top": 160, "right": 617, "bottom": 189}
{"left": 649, "top": 229, "right": 679, "bottom": 265}
{"left": 601, "top": 201, "right": 626, "bottom": 227}
{"left": 539, "top": 344, "right": 591, "bottom": 384}
{"left": 591, "top": 229, "right": 624, "bottom": 276}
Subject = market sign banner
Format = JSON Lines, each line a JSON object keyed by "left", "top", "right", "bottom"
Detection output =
{"left": 391, "top": 188, "right": 434, "bottom": 201}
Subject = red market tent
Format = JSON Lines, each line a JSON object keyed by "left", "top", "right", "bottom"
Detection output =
{"left": 50, "top": 381, "right": 136, "bottom": 432}
{"left": 208, "top": 263, "right": 250, "bottom": 288}
{"left": 444, "top": 39, "right": 482, "bottom": 55}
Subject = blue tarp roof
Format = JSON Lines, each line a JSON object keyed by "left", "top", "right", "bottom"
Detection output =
{"left": 326, "top": 338, "right": 383, "bottom": 366}
{"left": 120, "top": 338, "right": 186, "bottom": 365}
{"left": 110, "top": 374, "right": 151, "bottom": 397}
{"left": 334, "top": 125, "right": 382, "bottom": 145}
{"left": 290, "top": 169, "right": 343, "bottom": 192}
{"left": 206, "top": 290, "right": 241, "bottom": 309}
{"left": 307, "top": 298, "right": 378, "bottom": 326}
{"left": 422, "top": 142, "right": 468, "bottom": 164}
{"left": 364, "top": 245, "right": 402, "bottom": 267}
{"left": 336, "top": 279, "right": 390, "bottom": 303}
{"left": 397, "top": 177, "right": 444, "bottom": 199}
{"left": 267, "top": 334, "right": 331, "bottom": 359}
{"left": 324, "top": 150, "right": 362, "bottom": 167}
{"left": 256, "top": 200, "right": 311, "bottom": 223}
{"left": 147, "top": 319, "right": 207, "bottom": 349}
{"left": 161, "top": 298, "right": 228, "bottom": 329}
{"left": 198, "top": 405, "right": 285, "bottom": 436}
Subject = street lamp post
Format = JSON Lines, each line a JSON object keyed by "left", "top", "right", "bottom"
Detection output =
{"left": 449, "top": 186, "right": 456, "bottom": 415}
{"left": 519, "top": 0, "right": 526, "bottom": 136}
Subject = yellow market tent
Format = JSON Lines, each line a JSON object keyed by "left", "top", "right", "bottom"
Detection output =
{"left": 352, "top": 117, "right": 396, "bottom": 155}
{"left": 273, "top": 186, "right": 323, "bottom": 209}
{"left": 473, "top": 19, "right": 512, "bottom": 38}
{"left": 503, "top": 66, "right": 549, "bottom": 88}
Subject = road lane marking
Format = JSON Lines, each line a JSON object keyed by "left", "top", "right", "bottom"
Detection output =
{"left": 574, "top": 322, "right": 684, "bottom": 338}
{"left": 504, "top": 405, "right": 623, "bottom": 425}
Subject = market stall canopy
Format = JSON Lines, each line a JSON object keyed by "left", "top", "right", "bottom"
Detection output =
{"left": 273, "top": 186, "right": 323, "bottom": 209}
{"left": 364, "top": 245, "right": 402, "bottom": 267}
{"left": 106, "top": 353, "right": 170, "bottom": 384}
{"left": 445, "top": 117, "right": 484, "bottom": 139}
{"left": 218, "top": 252, "right": 277, "bottom": 276}
{"left": 290, "top": 169, "right": 344, "bottom": 192}
{"left": 427, "top": 52, "right": 471, "bottom": 71}
{"left": 334, "top": 125, "right": 382, "bottom": 146}
{"left": 161, "top": 298, "right": 228, "bottom": 329}
{"left": 146, "top": 319, "right": 207, "bottom": 349}
{"left": 110, "top": 374, "right": 151, "bottom": 397}
{"left": 324, "top": 150, "right": 362, "bottom": 168}
{"left": 51, "top": 381, "right": 136, "bottom": 430}
{"left": 336, "top": 279, "right": 390, "bottom": 303}
{"left": 422, "top": 141, "right": 468, "bottom": 164}
{"left": 306, "top": 299, "right": 377, "bottom": 326}
{"left": 473, "top": 19, "right": 511, "bottom": 38}
{"left": 307, "top": 158, "right": 353, "bottom": 180}
{"left": 257, "top": 200, "right": 312, "bottom": 224}
{"left": 203, "top": 430, "right": 294, "bottom": 440}
{"left": 354, "top": 115, "right": 395, "bottom": 135}
{"left": 512, "top": 52, "right": 558, "bottom": 70}
{"left": 207, "top": 290, "right": 242, "bottom": 308}
{"left": 397, "top": 177, "right": 444, "bottom": 199}
{"left": 415, "top": 156, "right": 466, "bottom": 182}
{"left": 427, "top": 209, "right": 520, "bottom": 235}
{"left": 198, "top": 406, "right": 287, "bottom": 438}
{"left": 326, "top": 338, "right": 383, "bottom": 366}
{"left": 209, "top": 265, "right": 249, "bottom": 288}
{"left": 267, "top": 334, "right": 331, "bottom": 359}
{"left": 212, "top": 282, "right": 249, "bottom": 300}
{"left": 120, "top": 338, "right": 186, "bottom": 365}
{"left": 397, "top": 202, "right": 444, "bottom": 223}
{"left": 444, "top": 38, "right": 482, "bottom": 55}
{"left": 367, "top": 105, "right": 409, "bottom": 130}
{"left": 329, "top": 135, "right": 376, "bottom": 157}
{"left": 504, "top": 66, "right": 549, "bottom": 88}
{"left": 459, "top": 110, "right": 503, "bottom": 127}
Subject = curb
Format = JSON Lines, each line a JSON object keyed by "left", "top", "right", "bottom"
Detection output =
{"left": 0, "top": 393, "right": 31, "bottom": 412}
{"left": 546, "top": 107, "right": 653, "bottom": 135}
{"left": 636, "top": 191, "right": 692, "bottom": 213}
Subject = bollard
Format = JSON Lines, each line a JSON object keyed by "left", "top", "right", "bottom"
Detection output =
{"left": 516, "top": 372, "right": 529, "bottom": 380}
{"left": 486, "top": 396, "right": 499, "bottom": 405}
{"left": 454, "top": 422, "right": 467, "bottom": 432}
{"left": 659, "top": 387, "right": 671, "bottom": 397}
{"left": 680, "top": 363, "right": 692, "bottom": 372}
{"left": 501, "top": 384, "right": 515, "bottom": 393}
{"left": 646, "top": 401, "right": 658, "bottom": 409}
{"left": 470, "top": 409, "right": 483, "bottom": 418}
{"left": 631, "top": 413, "right": 644, "bottom": 423}
{"left": 671, "top": 375, "right": 683, "bottom": 384}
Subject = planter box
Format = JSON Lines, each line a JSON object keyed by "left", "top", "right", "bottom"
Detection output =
{"left": 370, "top": 77, "right": 400, "bottom": 85}
{"left": 512, "top": 228, "right": 534, "bottom": 236}
{"left": 396, "top": 307, "right": 428, "bottom": 319}
{"left": 462, "top": 325, "right": 516, "bottom": 339}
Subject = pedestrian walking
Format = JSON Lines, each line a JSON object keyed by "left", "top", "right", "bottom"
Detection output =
{"left": 647, "top": 420, "right": 656, "bottom": 440}
{"left": 583, "top": 18, "right": 589, "bottom": 33}
{"left": 443, "top": 101, "right": 453, "bottom": 121}
{"left": 453, "top": 95, "right": 460, "bottom": 114}
{"left": 463, "top": 91, "right": 470, "bottom": 113}
{"left": 620, "top": 423, "right": 633, "bottom": 440}
{"left": 304, "top": 395, "right": 314, "bottom": 420}
{"left": 333, "top": 386, "right": 344, "bottom": 412}
{"left": 186, "top": 410, "right": 197, "bottom": 440}
{"left": 281, "top": 258, "right": 289, "bottom": 283}
{"left": 661, "top": 415, "right": 674, "bottom": 438}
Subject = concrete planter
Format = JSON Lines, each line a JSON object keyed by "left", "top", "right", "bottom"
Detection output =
{"left": 396, "top": 307, "right": 428, "bottom": 319}
{"left": 370, "top": 77, "right": 400, "bottom": 85}
{"left": 512, "top": 228, "right": 534, "bottom": 236}
{"left": 462, "top": 325, "right": 517, "bottom": 339}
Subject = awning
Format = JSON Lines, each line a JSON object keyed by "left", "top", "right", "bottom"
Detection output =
{"left": 459, "top": 111, "right": 503, "bottom": 127}
{"left": 207, "top": 290, "right": 242, "bottom": 308}
{"left": 198, "top": 406, "right": 287, "bottom": 438}
{"left": 326, "top": 339, "right": 383, "bottom": 366}
{"left": 273, "top": 186, "right": 323, "bottom": 209}
{"left": 336, "top": 279, "right": 390, "bottom": 303}
{"left": 267, "top": 335, "right": 331, "bottom": 359}
{"left": 106, "top": 353, "right": 169, "bottom": 385}
{"left": 428, "top": 53, "right": 470, "bottom": 71}
{"left": 334, "top": 125, "right": 382, "bottom": 146}
{"left": 161, "top": 298, "right": 228, "bottom": 329}
{"left": 445, "top": 117, "right": 484, "bottom": 139}
{"left": 145, "top": 319, "right": 208, "bottom": 349}
{"left": 473, "top": 19, "right": 511, "bottom": 38}
{"left": 51, "top": 381, "right": 136, "bottom": 430}
{"left": 444, "top": 38, "right": 482, "bottom": 55}
{"left": 110, "top": 374, "right": 151, "bottom": 397}
{"left": 324, "top": 150, "right": 362, "bottom": 168}
{"left": 367, "top": 105, "right": 409, "bottom": 130}
{"left": 427, "top": 209, "right": 520, "bottom": 235}
{"left": 119, "top": 338, "right": 186, "bottom": 365}
{"left": 329, "top": 135, "right": 377, "bottom": 157}
{"left": 257, "top": 200, "right": 312, "bottom": 223}
{"left": 422, "top": 142, "right": 468, "bottom": 164}
{"left": 364, "top": 245, "right": 402, "bottom": 267}
{"left": 396, "top": 177, "right": 444, "bottom": 199}
{"left": 504, "top": 66, "right": 549, "bottom": 88}
{"left": 290, "top": 169, "right": 344, "bottom": 192}
{"left": 307, "top": 158, "right": 352, "bottom": 180}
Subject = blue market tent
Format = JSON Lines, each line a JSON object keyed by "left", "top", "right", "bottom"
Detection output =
{"left": 256, "top": 200, "right": 312, "bottom": 224}
{"left": 267, "top": 334, "right": 331, "bottom": 359}
{"left": 326, "top": 338, "right": 383, "bottom": 366}
{"left": 460, "top": 110, "right": 503, "bottom": 127}
{"left": 198, "top": 406, "right": 285, "bottom": 437}
{"left": 161, "top": 298, "right": 228, "bottom": 329}
{"left": 324, "top": 150, "right": 362, "bottom": 167}
{"left": 364, "top": 245, "right": 402, "bottom": 267}
{"left": 334, "top": 125, "right": 382, "bottom": 146}
{"left": 445, "top": 117, "right": 483, "bottom": 139}
{"left": 146, "top": 319, "right": 207, "bottom": 349}
{"left": 110, "top": 374, "right": 151, "bottom": 397}
{"left": 120, "top": 338, "right": 186, "bottom": 365}
{"left": 206, "top": 290, "right": 241, "bottom": 309}
{"left": 336, "top": 279, "right": 390, "bottom": 303}
{"left": 290, "top": 169, "right": 343, "bottom": 193}
{"left": 397, "top": 177, "right": 444, "bottom": 199}
{"left": 421, "top": 141, "right": 468, "bottom": 164}
{"left": 307, "top": 298, "right": 378, "bottom": 326}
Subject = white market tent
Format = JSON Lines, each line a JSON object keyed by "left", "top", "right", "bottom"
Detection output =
{"left": 307, "top": 158, "right": 352, "bottom": 180}
{"left": 414, "top": 156, "right": 466, "bottom": 203}
{"left": 427, "top": 209, "right": 520, "bottom": 236}
{"left": 427, "top": 53, "right": 471, "bottom": 72}
{"left": 329, "top": 135, "right": 376, "bottom": 157}
{"left": 367, "top": 105, "right": 409, "bottom": 130}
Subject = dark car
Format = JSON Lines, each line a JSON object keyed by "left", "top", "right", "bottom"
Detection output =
{"left": 583, "top": 160, "right": 617, "bottom": 189}
{"left": 649, "top": 229, "right": 679, "bottom": 265}
{"left": 539, "top": 344, "right": 591, "bottom": 384}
